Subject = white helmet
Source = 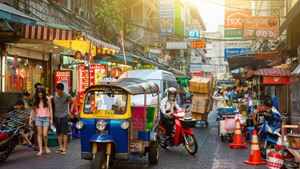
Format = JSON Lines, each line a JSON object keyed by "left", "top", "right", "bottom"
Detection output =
{"left": 166, "top": 87, "right": 177, "bottom": 99}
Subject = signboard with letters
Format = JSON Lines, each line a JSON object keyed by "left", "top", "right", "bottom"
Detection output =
{"left": 188, "top": 29, "right": 200, "bottom": 39}
{"left": 242, "top": 17, "right": 280, "bottom": 40}
{"left": 192, "top": 40, "right": 206, "bottom": 48}
{"left": 224, "top": 41, "right": 253, "bottom": 48}
{"left": 166, "top": 42, "right": 188, "bottom": 49}
{"left": 54, "top": 70, "right": 72, "bottom": 94}
{"left": 159, "top": 0, "right": 175, "bottom": 36}
{"left": 224, "top": 48, "right": 251, "bottom": 61}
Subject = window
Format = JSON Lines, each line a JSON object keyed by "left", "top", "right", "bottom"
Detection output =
{"left": 84, "top": 90, "right": 127, "bottom": 115}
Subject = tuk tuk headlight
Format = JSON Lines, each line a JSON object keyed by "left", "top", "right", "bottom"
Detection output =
{"left": 76, "top": 121, "right": 84, "bottom": 130}
{"left": 96, "top": 120, "right": 107, "bottom": 131}
{"left": 121, "top": 121, "right": 130, "bottom": 129}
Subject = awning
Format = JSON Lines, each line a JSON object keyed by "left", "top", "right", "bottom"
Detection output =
{"left": 254, "top": 68, "right": 291, "bottom": 77}
{"left": 21, "top": 22, "right": 120, "bottom": 54}
{"left": 227, "top": 50, "right": 281, "bottom": 70}
{"left": 291, "top": 64, "right": 300, "bottom": 75}
{"left": 0, "top": 3, "right": 37, "bottom": 25}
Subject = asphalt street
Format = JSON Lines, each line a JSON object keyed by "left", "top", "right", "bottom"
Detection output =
{"left": 0, "top": 108, "right": 267, "bottom": 169}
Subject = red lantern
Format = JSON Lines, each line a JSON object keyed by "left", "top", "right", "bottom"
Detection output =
{"left": 111, "top": 67, "right": 123, "bottom": 78}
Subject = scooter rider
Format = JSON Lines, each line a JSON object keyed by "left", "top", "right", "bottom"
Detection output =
{"left": 263, "top": 97, "right": 282, "bottom": 128}
{"left": 160, "top": 87, "right": 182, "bottom": 142}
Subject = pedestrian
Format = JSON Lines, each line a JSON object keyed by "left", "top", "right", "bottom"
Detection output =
{"left": 31, "top": 88, "right": 53, "bottom": 156}
{"left": 29, "top": 82, "right": 43, "bottom": 151}
{"left": 53, "top": 83, "right": 74, "bottom": 155}
{"left": 8, "top": 100, "right": 33, "bottom": 148}
{"left": 23, "top": 91, "right": 31, "bottom": 111}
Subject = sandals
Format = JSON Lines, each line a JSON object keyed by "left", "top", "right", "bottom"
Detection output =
{"left": 56, "top": 149, "right": 62, "bottom": 154}
{"left": 37, "top": 151, "right": 42, "bottom": 156}
{"left": 45, "top": 148, "right": 51, "bottom": 154}
{"left": 60, "top": 150, "right": 67, "bottom": 155}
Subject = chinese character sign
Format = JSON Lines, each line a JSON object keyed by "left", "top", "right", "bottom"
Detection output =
{"left": 159, "top": 0, "right": 175, "bottom": 36}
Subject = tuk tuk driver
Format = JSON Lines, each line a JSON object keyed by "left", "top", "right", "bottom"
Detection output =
{"left": 160, "top": 87, "right": 182, "bottom": 142}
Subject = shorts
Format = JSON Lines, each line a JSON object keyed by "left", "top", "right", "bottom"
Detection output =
{"left": 35, "top": 117, "right": 50, "bottom": 127}
{"left": 54, "top": 116, "right": 69, "bottom": 135}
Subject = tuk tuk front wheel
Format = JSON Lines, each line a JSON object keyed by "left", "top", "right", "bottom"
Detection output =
{"left": 91, "top": 151, "right": 106, "bottom": 169}
{"left": 148, "top": 141, "right": 159, "bottom": 165}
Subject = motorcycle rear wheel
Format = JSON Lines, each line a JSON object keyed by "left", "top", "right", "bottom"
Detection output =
{"left": 157, "top": 129, "right": 168, "bottom": 149}
{"left": 184, "top": 133, "right": 198, "bottom": 155}
{"left": 0, "top": 151, "right": 9, "bottom": 163}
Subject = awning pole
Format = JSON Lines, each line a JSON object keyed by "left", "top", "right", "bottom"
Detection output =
{"left": 120, "top": 30, "right": 128, "bottom": 78}
{"left": 88, "top": 40, "right": 92, "bottom": 87}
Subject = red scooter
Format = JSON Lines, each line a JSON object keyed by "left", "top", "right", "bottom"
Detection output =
{"left": 158, "top": 109, "right": 198, "bottom": 155}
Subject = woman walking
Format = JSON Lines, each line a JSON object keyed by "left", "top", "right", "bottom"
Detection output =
{"left": 31, "top": 88, "right": 53, "bottom": 156}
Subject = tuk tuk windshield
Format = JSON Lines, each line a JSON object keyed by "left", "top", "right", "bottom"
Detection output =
{"left": 83, "top": 90, "right": 127, "bottom": 115}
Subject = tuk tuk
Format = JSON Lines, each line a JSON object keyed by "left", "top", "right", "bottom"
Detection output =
{"left": 76, "top": 78, "right": 160, "bottom": 169}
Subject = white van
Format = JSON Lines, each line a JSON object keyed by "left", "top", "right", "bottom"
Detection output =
{"left": 119, "top": 69, "right": 179, "bottom": 106}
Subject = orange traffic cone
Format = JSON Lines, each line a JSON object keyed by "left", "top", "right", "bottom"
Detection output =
{"left": 230, "top": 119, "right": 247, "bottom": 149}
{"left": 244, "top": 130, "right": 267, "bottom": 165}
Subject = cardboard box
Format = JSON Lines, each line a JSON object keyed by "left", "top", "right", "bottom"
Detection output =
{"left": 193, "top": 93, "right": 210, "bottom": 100}
{"left": 192, "top": 112, "right": 207, "bottom": 121}
{"left": 192, "top": 97, "right": 209, "bottom": 106}
{"left": 189, "top": 77, "right": 211, "bottom": 94}
{"left": 191, "top": 103, "right": 207, "bottom": 114}
{"left": 206, "top": 99, "right": 213, "bottom": 112}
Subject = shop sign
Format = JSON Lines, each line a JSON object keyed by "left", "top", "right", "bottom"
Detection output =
{"left": 192, "top": 71, "right": 204, "bottom": 77}
{"left": 224, "top": 48, "right": 251, "bottom": 61}
{"left": 263, "top": 76, "right": 289, "bottom": 85}
{"left": 159, "top": 0, "right": 175, "bottom": 36}
{"left": 202, "top": 65, "right": 217, "bottom": 72}
{"left": 224, "top": 10, "right": 252, "bottom": 29}
{"left": 166, "top": 42, "right": 188, "bottom": 49}
{"left": 54, "top": 70, "right": 71, "bottom": 94}
{"left": 242, "top": 17, "right": 280, "bottom": 40}
{"left": 78, "top": 64, "right": 107, "bottom": 103}
{"left": 224, "top": 40, "right": 253, "bottom": 48}
{"left": 224, "top": 29, "right": 243, "bottom": 38}
{"left": 188, "top": 29, "right": 200, "bottom": 40}
{"left": 190, "top": 64, "right": 202, "bottom": 69}
{"left": 192, "top": 40, "right": 206, "bottom": 48}
{"left": 190, "top": 56, "right": 202, "bottom": 64}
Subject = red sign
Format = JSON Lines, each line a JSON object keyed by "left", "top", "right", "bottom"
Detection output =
{"left": 263, "top": 76, "right": 289, "bottom": 85}
{"left": 54, "top": 70, "right": 72, "bottom": 93}
{"left": 78, "top": 64, "right": 107, "bottom": 103}
{"left": 193, "top": 71, "right": 204, "bottom": 77}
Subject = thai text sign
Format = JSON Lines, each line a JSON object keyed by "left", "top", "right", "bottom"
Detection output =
{"left": 188, "top": 29, "right": 200, "bottom": 39}
{"left": 192, "top": 40, "right": 206, "bottom": 48}
{"left": 224, "top": 29, "right": 243, "bottom": 38}
{"left": 224, "top": 48, "right": 251, "bottom": 61}
{"left": 243, "top": 17, "right": 280, "bottom": 40}
{"left": 159, "top": 0, "right": 175, "bottom": 36}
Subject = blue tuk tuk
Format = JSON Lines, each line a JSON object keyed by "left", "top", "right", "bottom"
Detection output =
{"left": 76, "top": 78, "right": 160, "bottom": 169}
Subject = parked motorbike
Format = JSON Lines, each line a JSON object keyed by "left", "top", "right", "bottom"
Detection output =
{"left": 158, "top": 109, "right": 198, "bottom": 155}
{"left": 0, "top": 110, "right": 29, "bottom": 163}
{"left": 255, "top": 110, "right": 282, "bottom": 159}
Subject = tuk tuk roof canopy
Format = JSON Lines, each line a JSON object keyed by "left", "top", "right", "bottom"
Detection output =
{"left": 85, "top": 78, "right": 160, "bottom": 95}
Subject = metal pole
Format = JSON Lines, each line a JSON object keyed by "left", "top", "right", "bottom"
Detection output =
{"left": 88, "top": 40, "right": 92, "bottom": 87}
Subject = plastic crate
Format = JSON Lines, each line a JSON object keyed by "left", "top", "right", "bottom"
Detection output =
{"left": 219, "top": 107, "right": 235, "bottom": 115}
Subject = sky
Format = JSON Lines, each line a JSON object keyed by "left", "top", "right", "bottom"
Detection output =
{"left": 193, "top": 0, "right": 224, "bottom": 32}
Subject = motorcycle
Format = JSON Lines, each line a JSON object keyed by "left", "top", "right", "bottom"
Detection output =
{"left": 0, "top": 110, "right": 29, "bottom": 163}
{"left": 158, "top": 109, "right": 198, "bottom": 155}
{"left": 255, "top": 111, "right": 282, "bottom": 159}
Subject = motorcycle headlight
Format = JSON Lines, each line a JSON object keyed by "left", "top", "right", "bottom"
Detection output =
{"left": 96, "top": 120, "right": 107, "bottom": 131}
{"left": 76, "top": 121, "right": 84, "bottom": 130}
{"left": 120, "top": 121, "right": 130, "bottom": 129}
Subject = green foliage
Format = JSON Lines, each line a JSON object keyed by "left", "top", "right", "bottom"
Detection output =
{"left": 94, "top": 0, "right": 131, "bottom": 42}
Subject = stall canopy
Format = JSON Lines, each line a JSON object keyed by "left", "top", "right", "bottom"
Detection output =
{"left": 0, "top": 3, "right": 37, "bottom": 25}
{"left": 254, "top": 68, "right": 291, "bottom": 77}
{"left": 227, "top": 50, "right": 282, "bottom": 71}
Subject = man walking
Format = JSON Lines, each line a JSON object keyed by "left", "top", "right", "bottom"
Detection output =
{"left": 53, "top": 83, "right": 74, "bottom": 155}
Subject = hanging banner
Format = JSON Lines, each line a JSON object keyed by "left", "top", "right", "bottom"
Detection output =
{"left": 159, "top": 0, "right": 175, "bottom": 36}
{"left": 243, "top": 17, "right": 280, "bottom": 40}
{"left": 78, "top": 64, "right": 107, "bottom": 103}
{"left": 54, "top": 70, "right": 72, "bottom": 94}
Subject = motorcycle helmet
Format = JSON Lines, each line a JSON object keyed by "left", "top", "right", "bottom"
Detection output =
{"left": 167, "top": 87, "right": 177, "bottom": 100}
{"left": 264, "top": 98, "right": 274, "bottom": 108}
